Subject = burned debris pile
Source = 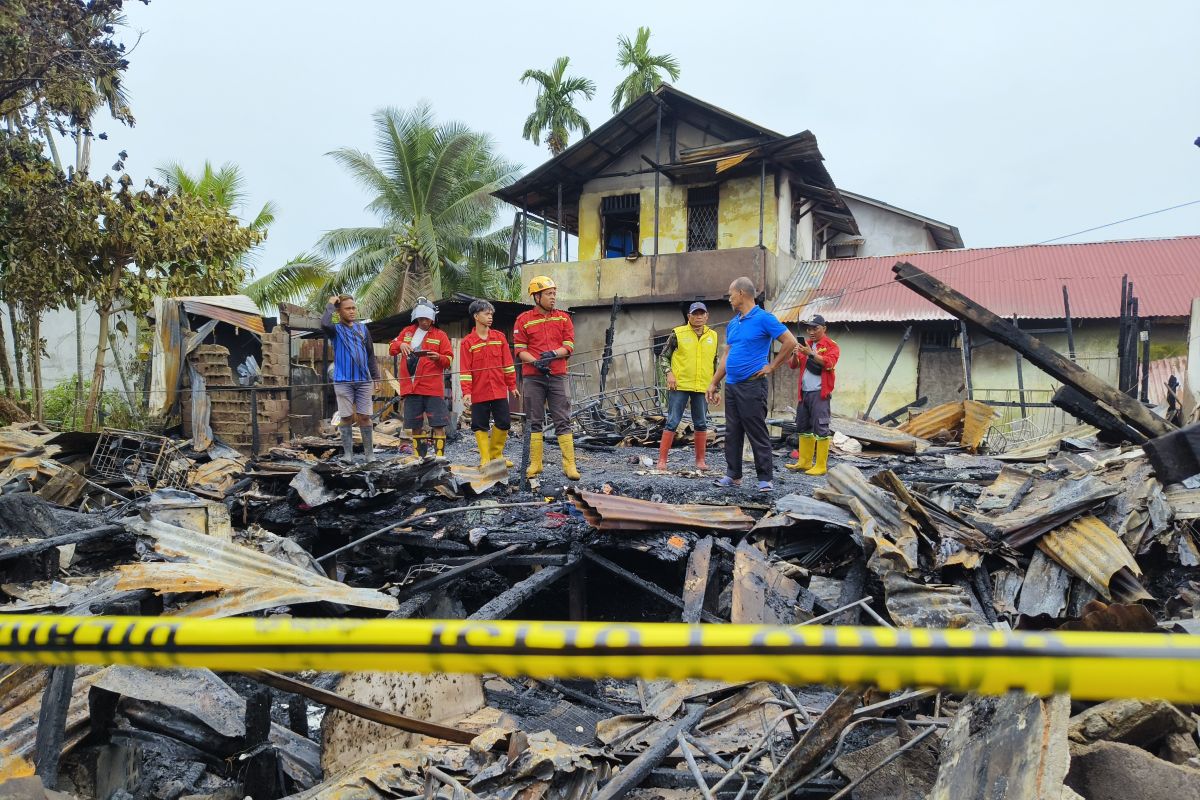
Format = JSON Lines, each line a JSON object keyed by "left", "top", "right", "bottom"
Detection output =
{"left": 1, "top": 406, "right": 1197, "bottom": 800}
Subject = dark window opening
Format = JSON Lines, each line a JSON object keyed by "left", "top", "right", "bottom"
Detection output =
{"left": 828, "top": 239, "right": 862, "bottom": 259}
{"left": 601, "top": 194, "right": 640, "bottom": 258}
{"left": 920, "top": 329, "right": 958, "bottom": 350}
{"left": 687, "top": 186, "right": 719, "bottom": 251}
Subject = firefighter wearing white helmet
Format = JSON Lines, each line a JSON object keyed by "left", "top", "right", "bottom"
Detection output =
{"left": 513, "top": 275, "right": 579, "bottom": 480}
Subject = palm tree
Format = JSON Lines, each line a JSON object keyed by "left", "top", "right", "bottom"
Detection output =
{"left": 242, "top": 252, "right": 334, "bottom": 309}
{"left": 520, "top": 57, "right": 596, "bottom": 155}
{"left": 319, "top": 103, "right": 521, "bottom": 319}
{"left": 611, "top": 27, "right": 681, "bottom": 113}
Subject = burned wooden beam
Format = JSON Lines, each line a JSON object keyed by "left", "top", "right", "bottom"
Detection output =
{"left": 0, "top": 525, "right": 127, "bottom": 563}
{"left": 681, "top": 537, "right": 719, "bottom": 624}
{"left": 594, "top": 702, "right": 707, "bottom": 800}
{"left": 34, "top": 665, "right": 75, "bottom": 789}
{"left": 583, "top": 550, "right": 723, "bottom": 623}
{"left": 1142, "top": 421, "right": 1200, "bottom": 484}
{"left": 468, "top": 555, "right": 580, "bottom": 620}
{"left": 892, "top": 261, "right": 1174, "bottom": 439}
{"left": 1052, "top": 385, "right": 1147, "bottom": 444}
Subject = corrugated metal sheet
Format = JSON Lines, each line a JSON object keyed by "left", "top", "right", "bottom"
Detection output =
{"left": 181, "top": 300, "right": 266, "bottom": 335}
{"left": 992, "top": 425, "right": 1099, "bottom": 461}
{"left": 775, "top": 236, "right": 1200, "bottom": 323}
{"left": 1037, "top": 515, "right": 1152, "bottom": 602}
{"left": 882, "top": 571, "right": 988, "bottom": 628}
{"left": 118, "top": 518, "right": 399, "bottom": 616}
{"left": 896, "top": 400, "right": 997, "bottom": 452}
{"left": 566, "top": 488, "right": 753, "bottom": 532}
{"left": 825, "top": 465, "right": 919, "bottom": 575}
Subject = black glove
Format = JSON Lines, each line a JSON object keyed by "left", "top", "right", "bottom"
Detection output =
{"left": 534, "top": 350, "right": 556, "bottom": 375}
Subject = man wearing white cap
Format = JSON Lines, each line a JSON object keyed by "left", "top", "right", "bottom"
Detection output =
{"left": 389, "top": 299, "right": 454, "bottom": 457}
{"left": 656, "top": 301, "right": 719, "bottom": 471}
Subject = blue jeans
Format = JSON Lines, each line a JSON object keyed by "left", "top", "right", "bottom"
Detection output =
{"left": 664, "top": 390, "right": 709, "bottom": 431}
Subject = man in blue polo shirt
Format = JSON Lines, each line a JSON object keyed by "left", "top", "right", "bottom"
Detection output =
{"left": 706, "top": 276, "right": 798, "bottom": 492}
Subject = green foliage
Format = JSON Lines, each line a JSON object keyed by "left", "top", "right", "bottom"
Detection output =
{"left": 242, "top": 251, "right": 334, "bottom": 310}
{"left": 520, "top": 56, "right": 596, "bottom": 155}
{"left": 611, "top": 26, "right": 681, "bottom": 113}
{"left": 320, "top": 103, "right": 521, "bottom": 318}
{"left": 0, "top": 0, "right": 137, "bottom": 132}
{"left": 43, "top": 375, "right": 139, "bottom": 430}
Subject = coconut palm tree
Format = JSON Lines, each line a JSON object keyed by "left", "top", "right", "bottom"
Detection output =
{"left": 319, "top": 103, "right": 521, "bottom": 319}
{"left": 156, "top": 161, "right": 276, "bottom": 238}
{"left": 610, "top": 27, "right": 681, "bottom": 113}
{"left": 520, "top": 56, "right": 596, "bottom": 155}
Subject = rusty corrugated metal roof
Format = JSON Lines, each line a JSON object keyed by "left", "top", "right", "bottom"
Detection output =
{"left": 896, "top": 400, "right": 997, "bottom": 452}
{"left": 118, "top": 518, "right": 399, "bottom": 616}
{"left": 1038, "top": 515, "right": 1152, "bottom": 602}
{"left": 181, "top": 300, "right": 266, "bottom": 335}
{"left": 882, "top": 572, "right": 988, "bottom": 628}
{"left": 566, "top": 489, "right": 753, "bottom": 532}
{"left": 1146, "top": 356, "right": 1188, "bottom": 407}
{"left": 775, "top": 236, "right": 1200, "bottom": 324}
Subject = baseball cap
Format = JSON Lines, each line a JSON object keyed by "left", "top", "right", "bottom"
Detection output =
{"left": 801, "top": 314, "right": 827, "bottom": 327}
{"left": 688, "top": 302, "right": 708, "bottom": 314}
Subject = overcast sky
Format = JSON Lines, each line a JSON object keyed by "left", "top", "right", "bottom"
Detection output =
{"left": 81, "top": 1, "right": 1200, "bottom": 277}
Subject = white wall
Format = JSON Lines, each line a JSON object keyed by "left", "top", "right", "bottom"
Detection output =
{"left": 0, "top": 301, "right": 136, "bottom": 393}
{"left": 837, "top": 197, "right": 938, "bottom": 257}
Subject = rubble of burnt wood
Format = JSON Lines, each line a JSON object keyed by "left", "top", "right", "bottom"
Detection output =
{"left": 1, "top": 391, "right": 1200, "bottom": 800}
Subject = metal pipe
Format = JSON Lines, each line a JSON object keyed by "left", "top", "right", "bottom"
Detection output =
{"left": 522, "top": 195, "right": 528, "bottom": 264}
{"left": 1013, "top": 316, "right": 1027, "bottom": 419}
{"left": 557, "top": 182, "right": 564, "bottom": 260}
{"left": 959, "top": 321, "right": 973, "bottom": 400}
{"left": 653, "top": 102, "right": 662, "bottom": 261}
{"left": 1140, "top": 321, "right": 1152, "bottom": 403}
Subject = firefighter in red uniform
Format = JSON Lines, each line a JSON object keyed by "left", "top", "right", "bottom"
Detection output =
{"left": 389, "top": 299, "right": 453, "bottom": 458}
{"left": 459, "top": 299, "right": 519, "bottom": 467}
{"left": 785, "top": 313, "right": 840, "bottom": 476}
{"left": 513, "top": 276, "right": 579, "bottom": 480}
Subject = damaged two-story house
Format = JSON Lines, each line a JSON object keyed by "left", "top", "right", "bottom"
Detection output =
{"left": 493, "top": 85, "right": 962, "bottom": 412}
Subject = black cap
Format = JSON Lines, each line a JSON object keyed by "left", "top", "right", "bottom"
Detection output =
{"left": 802, "top": 314, "right": 827, "bottom": 327}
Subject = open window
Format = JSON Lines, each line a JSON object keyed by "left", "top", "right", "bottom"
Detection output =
{"left": 687, "top": 186, "right": 719, "bottom": 251}
{"left": 601, "top": 194, "right": 640, "bottom": 258}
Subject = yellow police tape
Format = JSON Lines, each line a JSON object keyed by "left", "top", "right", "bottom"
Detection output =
{"left": 2, "top": 615, "right": 1198, "bottom": 702}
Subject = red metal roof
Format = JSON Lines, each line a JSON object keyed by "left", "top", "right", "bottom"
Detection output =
{"left": 776, "top": 236, "right": 1200, "bottom": 323}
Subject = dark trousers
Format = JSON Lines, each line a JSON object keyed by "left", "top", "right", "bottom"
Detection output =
{"left": 470, "top": 398, "right": 511, "bottom": 432}
{"left": 724, "top": 378, "right": 772, "bottom": 481}
{"left": 523, "top": 373, "right": 572, "bottom": 434}
{"left": 795, "top": 390, "right": 832, "bottom": 436}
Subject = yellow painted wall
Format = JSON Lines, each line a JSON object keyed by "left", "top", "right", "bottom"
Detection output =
{"left": 576, "top": 175, "right": 777, "bottom": 261}
{"left": 719, "top": 175, "right": 777, "bottom": 254}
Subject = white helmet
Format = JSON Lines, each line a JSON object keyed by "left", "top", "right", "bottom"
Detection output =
{"left": 412, "top": 297, "right": 436, "bottom": 322}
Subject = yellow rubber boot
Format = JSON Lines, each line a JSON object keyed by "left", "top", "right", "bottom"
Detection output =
{"left": 474, "top": 430, "right": 491, "bottom": 466}
{"left": 526, "top": 432, "right": 544, "bottom": 478}
{"left": 433, "top": 436, "right": 445, "bottom": 457}
{"left": 558, "top": 433, "right": 581, "bottom": 481}
{"left": 806, "top": 436, "right": 831, "bottom": 476}
{"left": 489, "top": 428, "right": 513, "bottom": 467}
{"left": 786, "top": 434, "right": 816, "bottom": 472}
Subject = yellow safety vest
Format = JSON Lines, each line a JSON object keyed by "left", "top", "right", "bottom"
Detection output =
{"left": 670, "top": 324, "right": 719, "bottom": 392}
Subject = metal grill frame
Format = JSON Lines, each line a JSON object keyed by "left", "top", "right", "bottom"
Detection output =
{"left": 89, "top": 429, "right": 190, "bottom": 490}
{"left": 687, "top": 199, "right": 718, "bottom": 252}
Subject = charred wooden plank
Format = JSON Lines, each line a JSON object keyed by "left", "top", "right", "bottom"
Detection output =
{"left": 468, "top": 555, "right": 580, "bottom": 620}
{"left": 0, "top": 525, "right": 127, "bottom": 563}
{"left": 754, "top": 687, "right": 865, "bottom": 800}
{"left": 34, "top": 665, "right": 75, "bottom": 789}
{"left": 681, "top": 536, "right": 718, "bottom": 624}
{"left": 395, "top": 544, "right": 523, "bottom": 600}
{"left": 594, "top": 702, "right": 707, "bottom": 800}
{"left": 892, "top": 261, "right": 1174, "bottom": 439}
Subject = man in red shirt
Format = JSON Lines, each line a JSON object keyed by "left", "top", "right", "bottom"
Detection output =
{"left": 389, "top": 300, "right": 453, "bottom": 458}
{"left": 513, "top": 276, "right": 579, "bottom": 480}
{"left": 460, "top": 299, "right": 519, "bottom": 467}
{"left": 785, "top": 313, "right": 840, "bottom": 476}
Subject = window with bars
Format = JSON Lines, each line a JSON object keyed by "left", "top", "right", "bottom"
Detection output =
{"left": 687, "top": 186, "right": 718, "bottom": 252}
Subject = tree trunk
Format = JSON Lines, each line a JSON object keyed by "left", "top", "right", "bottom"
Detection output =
{"left": 9, "top": 304, "right": 27, "bottom": 400}
{"left": 0, "top": 314, "right": 13, "bottom": 398}
{"left": 75, "top": 305, "right": 84, "bottom": 418}
{"left": 30, "top": 312, "right": 43, "bottom": 421}
{"left": 84, "top": 268, "right": 121, "bottom": 431}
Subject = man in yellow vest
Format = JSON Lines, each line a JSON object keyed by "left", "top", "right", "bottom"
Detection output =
{"left": 657, "top": 302, "right": 719, "bottom": 471}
